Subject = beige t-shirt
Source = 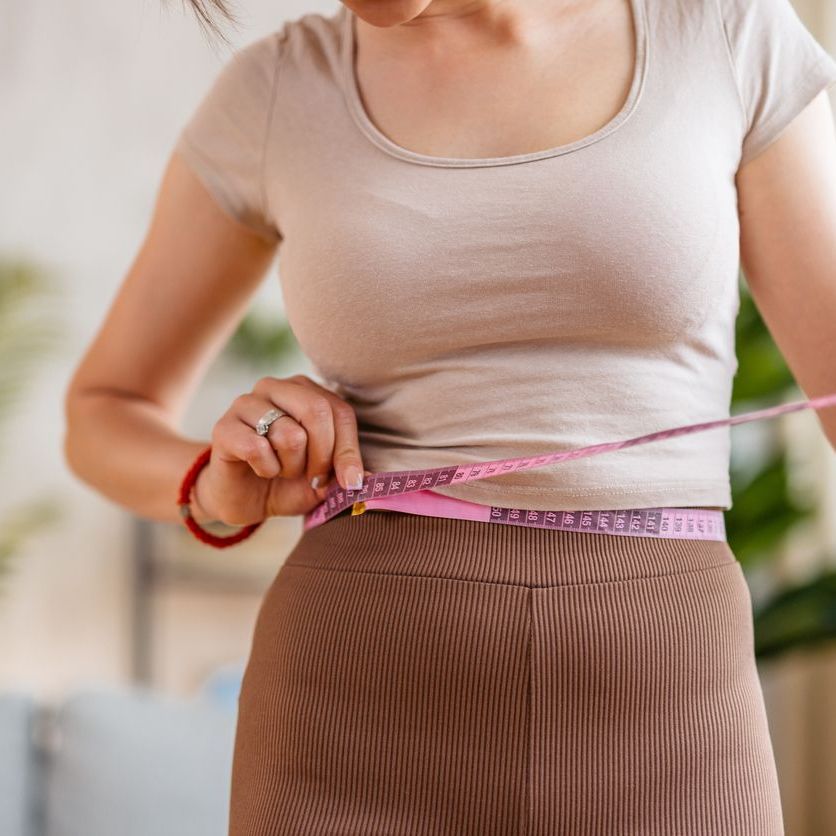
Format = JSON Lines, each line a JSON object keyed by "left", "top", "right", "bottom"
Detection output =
{"left": 174, "top": 0, "right": 836, "bottom": 511}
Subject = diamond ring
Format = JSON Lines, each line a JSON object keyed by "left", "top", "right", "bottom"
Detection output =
{"left": 255, "top": 407, "right": 288, "bottom": 436}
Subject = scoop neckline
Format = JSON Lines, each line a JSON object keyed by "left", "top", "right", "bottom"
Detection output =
{"left": 339, "top": 0, "right": 649, "bottom": 169}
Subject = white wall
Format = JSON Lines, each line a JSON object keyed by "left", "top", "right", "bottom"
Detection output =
{"left": 0, "top": 0, "right": 337, "bottom": 701}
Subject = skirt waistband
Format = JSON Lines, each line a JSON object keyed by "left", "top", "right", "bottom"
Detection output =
{"left": 288, "top": 507, "right": 738, "bottom": 589}
{"left": 351, "top": 489, "right": 727, "bottom": 542}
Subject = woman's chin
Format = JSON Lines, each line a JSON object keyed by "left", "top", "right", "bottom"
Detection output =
{"left": 341, "top": 0, "right": 433, "bottom": 28}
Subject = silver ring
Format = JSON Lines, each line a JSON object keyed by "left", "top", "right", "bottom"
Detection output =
{"left": 255, "top": 407, "right": 288, "bottom": 436}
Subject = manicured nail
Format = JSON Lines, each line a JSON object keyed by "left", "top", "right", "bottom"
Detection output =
{"left": 343, "top": 466, "right": 364, "bottom": 491}
{"left": 310, "top": 475, "right": 321, "bottom": 490}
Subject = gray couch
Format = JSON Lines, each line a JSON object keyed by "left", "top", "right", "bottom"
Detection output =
{"left": 0, "top": 686, "right": 239, "bottom": 836}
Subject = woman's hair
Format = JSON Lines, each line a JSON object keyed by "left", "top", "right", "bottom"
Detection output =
{"left": 182, "top": 0, "right": 237, "bottom": 39}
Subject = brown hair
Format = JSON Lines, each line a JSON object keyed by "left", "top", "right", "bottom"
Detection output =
{"left": 181, "top": 0, "right": 237, "bottom": 40}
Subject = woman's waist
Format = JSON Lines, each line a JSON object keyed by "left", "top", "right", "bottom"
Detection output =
{"left": 351, "top": 488, "right": 727, "bottom": 543}
{"left": 292, "top": 504, "right": 736, "bottom": 589}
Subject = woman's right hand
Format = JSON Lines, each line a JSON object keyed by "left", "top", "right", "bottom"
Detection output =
{"left": 191, "top": 374, "right": 369, "bottom": 526}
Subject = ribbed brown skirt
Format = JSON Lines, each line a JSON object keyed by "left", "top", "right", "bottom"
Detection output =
{"left": 228, "top": 508, "right": 784, "bottom": 835}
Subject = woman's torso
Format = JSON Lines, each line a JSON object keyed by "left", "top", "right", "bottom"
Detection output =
{"left": 176, "top": 0, "right": 753, "bottom": 514}
{"left": 350, "top": 0, "right": 720, "bottom": 513}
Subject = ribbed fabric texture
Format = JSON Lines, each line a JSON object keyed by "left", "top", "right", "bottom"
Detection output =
{"left": 229, "top": 509, "right": 784, "bottom": 835}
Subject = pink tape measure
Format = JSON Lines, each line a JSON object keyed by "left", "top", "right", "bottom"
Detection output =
{"left": 303, "top": 392, "right": 836, "bottom": 541}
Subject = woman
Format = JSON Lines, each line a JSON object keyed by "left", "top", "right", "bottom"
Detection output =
{"left": 63, "top": 0, "right": 836, "bottom": 832}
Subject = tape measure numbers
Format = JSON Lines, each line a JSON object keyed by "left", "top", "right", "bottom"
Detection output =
{"left": 303, "top": 392, "right": 836, "bottom": 538}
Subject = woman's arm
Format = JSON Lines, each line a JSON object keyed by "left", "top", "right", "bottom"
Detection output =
{"left": 736, "top": 88, "right": 836, "bottom": 449}
{"left": 63, "top": 150, "right": 278, "bottom": 525}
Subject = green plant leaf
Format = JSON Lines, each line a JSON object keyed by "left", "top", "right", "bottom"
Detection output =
{"left": 0, "top": 258, "right": 67, "bottom": 592}
{"left": 225, "top": 313, "right": 299, "bottom": 371}
{"left": 727, "top": 274, "right": 836, "bottom": 661}
{"left": 0, "top": 260, "right": 66, "bottom": 444}
{"left": 753, "top": 568, "right": 836, "bottom": 660}
{"left": 0, "top": 496, "right": 64, "bottom": 582}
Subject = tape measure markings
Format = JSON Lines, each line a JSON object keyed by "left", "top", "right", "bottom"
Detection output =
{"left": 303, "top": 392, "right": 836, "bottom": 532}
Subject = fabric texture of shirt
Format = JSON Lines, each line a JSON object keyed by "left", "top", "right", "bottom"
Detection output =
{"left": 174, "top": 0, "right": 836, "bottom": 511}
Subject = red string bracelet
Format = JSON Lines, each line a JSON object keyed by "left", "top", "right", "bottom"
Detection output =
{"left": 177, "top": 444, "right": 265, "bottom": 548}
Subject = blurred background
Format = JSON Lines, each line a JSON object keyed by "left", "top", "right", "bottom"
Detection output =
{"left": 1, "top": 0, "right": 836, "bottom": 833}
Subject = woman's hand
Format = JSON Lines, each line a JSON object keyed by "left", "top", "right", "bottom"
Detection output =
{"left": 191, "top": 374, "right": 369, "bottom": 526}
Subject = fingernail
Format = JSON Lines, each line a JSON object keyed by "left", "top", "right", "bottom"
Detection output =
{"left": 310, "top": 475, "right": 321, "bottom": 490}
{"left": 343, "top": 466, "right": 364, "bottom": 491}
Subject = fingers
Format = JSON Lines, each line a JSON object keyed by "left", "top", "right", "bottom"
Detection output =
{"left": 250, "top": 376, "right": 337, "bottom": 482}
{"left": 286, "top": 375, "right": 367, "bottom": 490}
{"left": 225, "top": 396, "right": 316, "bottom": 483}
{"left": 226, "top": 375, "right": 365, "bottom": 491}
{"left": 211, "top": 407, "right": 282, "bottom": 480}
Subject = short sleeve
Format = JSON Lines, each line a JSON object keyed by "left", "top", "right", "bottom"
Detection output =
{"left": 719, "top": 0, "right": 836, "bottom": 167}
{"left": 174, "top": 33, "right": 282, "bottom": 242}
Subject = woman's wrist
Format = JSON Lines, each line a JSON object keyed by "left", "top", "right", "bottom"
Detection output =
{"left": 178, "top": 444, "right": 263, "bottom": 548}
{"left": 190, "top": 463, "right": 223, "bottom": 526}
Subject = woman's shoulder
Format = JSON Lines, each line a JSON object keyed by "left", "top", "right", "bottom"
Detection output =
{"left": 171, "top": 7, "right": 349, "bottom": 239}
{"left": 228, "top": 6, "right": 346, "bottom": 86}
{"left": 709, "top": 0, "right": 836, "bottom": 166}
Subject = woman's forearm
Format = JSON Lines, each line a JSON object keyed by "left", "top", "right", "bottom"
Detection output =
{"left": 63, "top": 390, "right": 213, "bottom": 526}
